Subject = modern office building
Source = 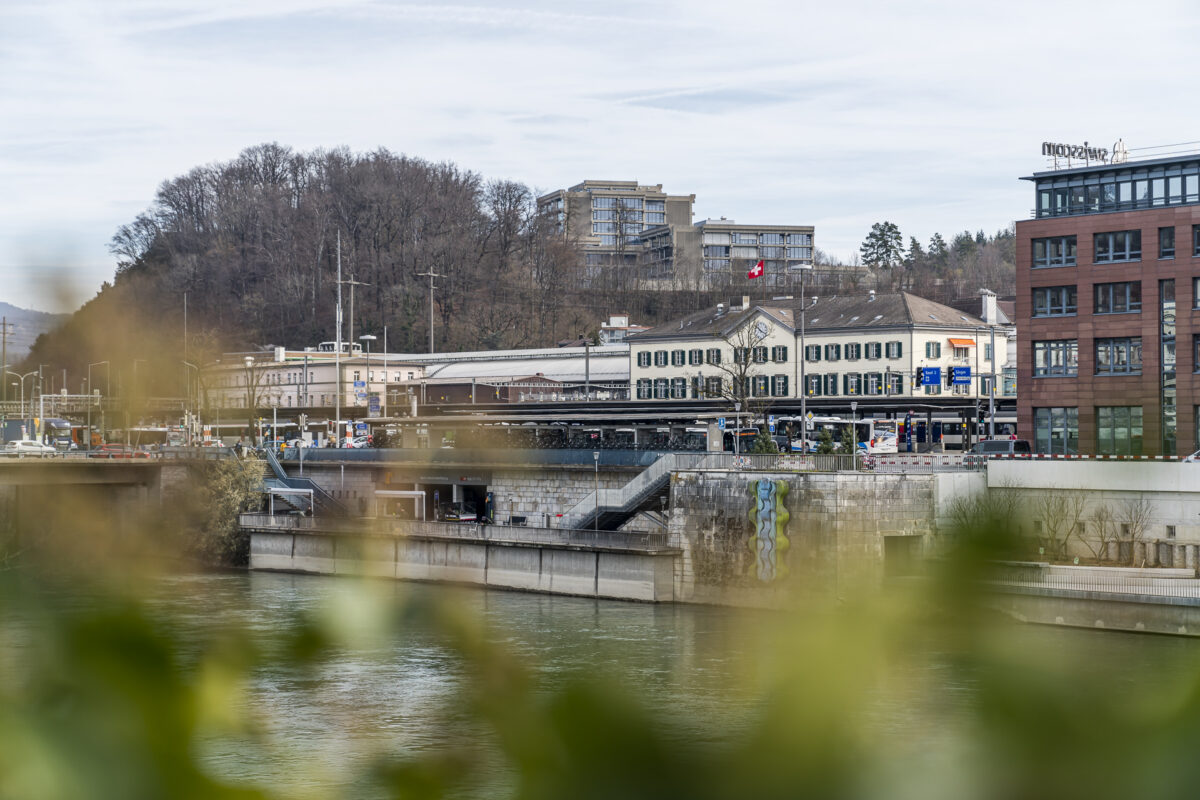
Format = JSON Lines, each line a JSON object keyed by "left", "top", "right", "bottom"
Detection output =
{"left": 1016, "top": 146, "right": 1200, "bottom": 456}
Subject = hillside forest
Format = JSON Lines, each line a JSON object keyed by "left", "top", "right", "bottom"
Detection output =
{"left": 20, "top": 143, "right": 1016, "bottom": 392}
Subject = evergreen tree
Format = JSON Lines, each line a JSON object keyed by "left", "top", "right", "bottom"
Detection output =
{"left": 839, "top": 424, "right": 857, "bottom": 454}
{"left": 750, "top": 426, "right": 778, "bottom": 454}
{"left": 928, "top": 232, "right": 949, "bottom": 275}
{"left": 816, "top": 426, "right": 836, "bottom": 455}
{"left": 859, "top": 222, "right": 904, "bottom": 270}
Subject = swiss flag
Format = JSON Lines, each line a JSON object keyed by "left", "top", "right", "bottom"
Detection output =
{"left": 747, "top": 259, "right": 764, "bottom": 279}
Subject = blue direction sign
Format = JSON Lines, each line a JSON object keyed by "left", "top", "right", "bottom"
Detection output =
{"left": 951, "top": 366, "right": 972, "bottom": 385}
{"left": 717, "top": 417, "right": 726, "bottom": 430}
{"left": 353, "top": 380, "right": 366, "bottom": 388}
{"left": 920, "top": 367, "right": 942, "bottom": 386}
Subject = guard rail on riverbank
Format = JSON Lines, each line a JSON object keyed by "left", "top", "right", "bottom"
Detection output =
{"left": 238, "top": 513, "right": 672, "bottom": 553}
{"left": 989, "top": 562, "right": 1200, "bottom": 599}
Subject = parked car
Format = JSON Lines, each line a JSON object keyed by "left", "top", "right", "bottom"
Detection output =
{"left": 441, "top": 501, "right": 478, "bottom": 523}
{"left": 346, "top": 435, "right": 371, "bottom": 449}
{"left": 968, "top": 439, "right": 1033, "bottom": 456}
{"left": 965, "top": 439, "right": 1033, "bottom": 467}
{"left": 88, "top": 444, "right": 150, "bottom": 459}
{"left": 4, "top": 439, "right": 57, "bottom": 458}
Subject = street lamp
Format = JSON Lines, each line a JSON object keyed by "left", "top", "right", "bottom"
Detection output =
{"left": 87, "top": 361, "right": 110, "bottom": 450}
{"left": 243, "top": 356, "right": 256, "bottom": 446}
{"left": 6, "top": 370, "right": 36, "bottom": 422}
{"left": 593, "top": 450, "right": 600, "bottom": 532}
{"left": 788, "top": 260, "right": 815, "bottom": 450}
{"left": 360, "top": 334, "right": 376, "bottom": 417}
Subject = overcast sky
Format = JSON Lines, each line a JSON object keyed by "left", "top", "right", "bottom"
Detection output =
{"left": 2, "top": 0, "right": 1197, "bottom": 312}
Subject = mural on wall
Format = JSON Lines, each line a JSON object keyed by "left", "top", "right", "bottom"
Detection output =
{"left": 748, "top": 479, "right": 790, "bottom": 582}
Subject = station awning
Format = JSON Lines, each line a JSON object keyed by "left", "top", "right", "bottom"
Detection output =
{"left": 948, "top": 338, "right": 976, "bottom": 347}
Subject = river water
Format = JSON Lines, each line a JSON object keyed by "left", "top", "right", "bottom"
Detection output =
{"left": 24, "top": 571, "right": 1200, "bottom": 798}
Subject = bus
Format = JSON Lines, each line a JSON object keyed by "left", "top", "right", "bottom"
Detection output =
{"left": 779, "top": 416, "right": 898, "bottom": 455}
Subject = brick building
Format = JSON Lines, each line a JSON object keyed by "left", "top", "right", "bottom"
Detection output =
{"left": 1016, "top": 147, "right": 1200, "bottom": 455}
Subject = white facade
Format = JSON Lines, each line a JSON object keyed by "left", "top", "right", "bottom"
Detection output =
{"left": 202, "top": 352, "right": 424, "bottom": 413}
{"left": 628, "top": 297, "right": 1012, "bottom": 402}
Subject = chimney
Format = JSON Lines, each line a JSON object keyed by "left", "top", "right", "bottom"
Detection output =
{"left": 741, "top": 295, "right": 750, "bottom": 310}
{"left": 980, "top": 289, "right": 998, "bottom": 324}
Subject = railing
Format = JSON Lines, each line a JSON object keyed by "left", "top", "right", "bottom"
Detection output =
{"left": 160, "top": 446, "right": 234, "bottom": 461}
{"left": 872, "top": 453, "right": 975, "bottom": 473}
{"left": 238, "top": 514, "right": 671, "bottom": 551}
{"left": 988, "top": 562, "right": 1200, "bottom": 600}
{"left": 560, "top": 451, "right": 862, "bottom": 529}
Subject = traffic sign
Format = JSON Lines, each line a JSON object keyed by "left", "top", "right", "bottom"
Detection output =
{"left": 806, "top": 411, "right": 814, "bottom": 422}
{"left": 768, "top": 424, "right": 776, "bottom": 433}
{"left": 717, "top": 417, "right": 726, "bottom": 430}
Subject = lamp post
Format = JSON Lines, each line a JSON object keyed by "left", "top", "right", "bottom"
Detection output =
{"left": 787, "top": 259, "right": 815, "bottom": 449}
{"left": 593, "top": 450, "right": 600, "bottom": 532}
{"left": 243, "top": 356, "right": 256, "bottom": 446}
{"left": 360, "top": 334, "right": 376, "bottom": 418}
{"left": 87, "top": 361, "right": 110, "bottom": 450}
{"left": 734, "top": 400, "right": 742, "bottom": 462}
{"left": 6, "top": 370, "right": 35, "bottom": 422}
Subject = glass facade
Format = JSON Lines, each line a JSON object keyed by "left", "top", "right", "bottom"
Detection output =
{"left": 1033, "top": 340, "right": 1078, "bottom": 377}
{"left": 1096, "top": 406, "right": 1143, "bottom": 455}
{"left": 1161, "top": 279, "right": 1177, "bottom": 455}
{"left": 1035, "top": 162, "right": 1200, "bottom": 219}
{"left": 1033, "top": 286, "right": 1077, "bottom": 316}
{"left": 1033, "top": 407, "right": 1079, "bottom": 454}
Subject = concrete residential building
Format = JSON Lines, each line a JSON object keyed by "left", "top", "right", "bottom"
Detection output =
{"left": 537, "top": 180, "right": 695, "bottom": 270}
{"left": 1016, "top": 145, "right": 1200, "bottom": 456}
{"left": 538, "top": 179, "right": 815, "bottom": 287}
{"left": 627, "top": 292, "right": 1010, "bottom": 403}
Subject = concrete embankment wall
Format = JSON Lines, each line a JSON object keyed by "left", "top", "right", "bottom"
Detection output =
{"left": 248, "top": 521, "right": 677, "bottom": 602}
{"left": 666, "top": 469, "right": 985, "bottom": 606}
{"left": 992, "top": 589, "right": 1200, "bottom": 636}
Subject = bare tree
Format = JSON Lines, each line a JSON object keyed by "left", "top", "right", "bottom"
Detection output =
{"left": 1032, "top": 492, "right": 1074, "bottom": 560}
{"left": 1121, "top": 497, "right": 1154, "bottom": 566}
{"left": 706, "top": 313, "right": 776, "bottom": 430}
{"left": 1078, "top": 503, "right": 1118, "bottom": 563}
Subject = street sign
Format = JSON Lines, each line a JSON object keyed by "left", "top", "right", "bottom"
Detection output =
{"left": 355, "top": 422, "right": 368, "bottom": 434}
{"left": 920, "top": 367, "right": 942, "bottom": 386}
{"left": 368, "top": 396, "right": 381, "bottom": 417}
{"left": 951, "top": 366, "right": 972, "bottom": 385}
{"left": 806, "top": 411, "right": 814, "bottom": 421}
{"left": 768, "top": 424, "right": 776, "bottom": 433}
{"left": 768, "top": 415, "right": 776, "bottom": 425}
{"left": 353, "top": 380, "right": 366, "bottom": 388}
{"left": 717, "top": 417, "right": 726, "bottom": 430}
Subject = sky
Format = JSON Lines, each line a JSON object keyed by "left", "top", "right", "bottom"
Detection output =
{"left": 2, "top": 0, "right": 1199, "bottom": 312}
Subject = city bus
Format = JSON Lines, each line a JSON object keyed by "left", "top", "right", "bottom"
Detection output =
{"left": 779, "top": 416, "right": 898, "bottom": 455}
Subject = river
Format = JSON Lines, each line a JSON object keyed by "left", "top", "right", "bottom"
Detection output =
{"left": 12, "top": 570, "right": 1200, "bottom": 798}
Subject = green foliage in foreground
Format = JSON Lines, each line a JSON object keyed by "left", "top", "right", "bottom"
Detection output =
{"left": 3, "top": 524, "right": 1200, "bottom": 799}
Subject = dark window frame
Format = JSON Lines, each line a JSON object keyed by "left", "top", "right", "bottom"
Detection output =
{"left": 1033, "top": 285, "right": 1078, "bottom": 317}
{"left": 1095, "top": 337, "right": 1143, "bottom": 375}
{"left": 1094, "top": 281, "right": 1142, "bottom": 315}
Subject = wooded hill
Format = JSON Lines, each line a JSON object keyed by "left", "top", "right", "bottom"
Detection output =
{"left": 21, "top": 143, "right": 1015, "bottom": 393}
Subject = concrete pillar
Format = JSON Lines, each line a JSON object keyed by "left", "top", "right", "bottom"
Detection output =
{"left": 1190, "top": 545, "right": 1200, "bottom": 574}
{"left": 1177, "top": 544, "right": 1187, "bottom": 570}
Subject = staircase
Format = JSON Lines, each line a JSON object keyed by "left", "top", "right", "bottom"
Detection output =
{"left": 260, "top": 447, "right": 349, "bottom": 517}
{"left": 561, "top": 452, "right": 718, "bottom": 531}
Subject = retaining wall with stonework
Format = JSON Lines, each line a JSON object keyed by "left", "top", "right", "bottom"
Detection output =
{"left": 667, "top": 469, "right": 984, "bottom": 606}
